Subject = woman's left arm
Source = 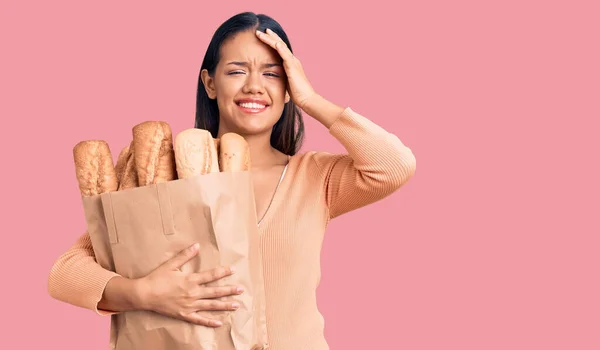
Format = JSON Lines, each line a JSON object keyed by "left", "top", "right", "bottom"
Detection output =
{"left": 256, "top": 29, "right": 417, "bottom": 218}
{"left": 304, "top": 94, "right": 417, "bottom": 219}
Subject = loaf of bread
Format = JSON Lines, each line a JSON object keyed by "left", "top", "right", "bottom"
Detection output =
{"left": 73, "top": 140, "right": 119, "bottom": 196}
{"left": 209, "top": 135, "right": 219, "bottom": 173}
{"left": 114, "top": 143, "right": 130, "bottom": 185}
{"left": 132, "top": 121, "right": 176, "bottom": 186}
{"left": 219, "top": 133, "right": 251, "bottom": 172}
{"left": 214, "top": 138, "right": 220, "bottom": 154}
{"left": 118, "top": 141, "right": 139, "bottom": 190}
{"left": 174, "top": 129, "right": 219, "bottom": 179}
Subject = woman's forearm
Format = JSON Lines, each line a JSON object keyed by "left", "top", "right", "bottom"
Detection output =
{"left": 97, "top": 276, "right": 146, "bottom": 313}
{"left": 301, "top": 94, "right": 345, "bottom": 129}
{"left": 48, "top": 232, "right": 125, "bottom": 314}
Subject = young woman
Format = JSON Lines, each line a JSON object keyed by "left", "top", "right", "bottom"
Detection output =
{"left": 48, "top": 12, "right": 416, "bottom": 350}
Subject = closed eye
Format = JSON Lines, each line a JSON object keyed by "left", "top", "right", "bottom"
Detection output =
{"left": 227, "top": 71, "right": 280, "bottom": 78}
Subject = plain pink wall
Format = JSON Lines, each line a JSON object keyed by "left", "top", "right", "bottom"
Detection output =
{"left": 2, "top": 0, "right": 598, "bottom": 349}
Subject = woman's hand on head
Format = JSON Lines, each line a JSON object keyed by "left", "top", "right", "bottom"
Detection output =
{"left": 135, "top": 243, "right": 244, "bottom": 327}
{"left": 256, "top": 28, "right": 318, "bottom": 111}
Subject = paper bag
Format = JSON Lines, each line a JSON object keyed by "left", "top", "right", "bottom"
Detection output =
{"left": 82, "top": 170, "right": 268, "bottom": 350}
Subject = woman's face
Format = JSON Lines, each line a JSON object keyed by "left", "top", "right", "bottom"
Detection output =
{"left": 201, "top": 30, "right": 289, "bottom": 137}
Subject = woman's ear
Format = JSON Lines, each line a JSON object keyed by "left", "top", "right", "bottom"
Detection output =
{"left": 284, "top": 91, "right": 290, "bottom": 103}
{"left": 201, "top": 69, "right": 217, "bottom": 99}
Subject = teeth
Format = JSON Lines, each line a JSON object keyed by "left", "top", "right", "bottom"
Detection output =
{"left": 239, "top": 102, "right": 266, "bottom": 109}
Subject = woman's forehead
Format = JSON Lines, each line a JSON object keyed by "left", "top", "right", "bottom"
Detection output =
{"left": 219, "top": 31, "right": 280, "bottom": 63}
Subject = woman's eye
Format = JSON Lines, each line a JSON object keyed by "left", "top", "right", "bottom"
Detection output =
{"left": 227, "top": 71, "right": 279, "bottom": 77}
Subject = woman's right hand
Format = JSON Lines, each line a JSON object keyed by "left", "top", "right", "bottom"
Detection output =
{"left": 135, "top": 243, "right": 244, "bottom": 327}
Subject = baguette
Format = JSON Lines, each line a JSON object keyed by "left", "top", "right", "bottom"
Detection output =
{"left": 214, "top": 138, "right": 220, "bottom": 154}
{"left": 118, "top": 142, "right": 139, "bottom": 190}
{"left": 209, "top": 135, "right": 219, "bottom": 173}
{"left": 73, "top": 140, "right": 118, "bottom": 196}
{"left": 114, "top": 143, "right": 130, "bottom": 185}
{"left": 132, "top": 121, "right": 176, "bottom": 186}
{"left": 219, "top": 133, "right": 250, "bottom": 172}
{"left": 174, "top": 129, "right": 219, "bottom": 179}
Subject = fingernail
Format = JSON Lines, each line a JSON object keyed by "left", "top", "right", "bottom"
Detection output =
{"left": 237, "top": 286, "right": 244, "bottom": 293}
{"left": 266, "top": 28, "right": 273, "bottom": 33}
{"left": 232, "top": 302, "right": 240, "bottom": 309}
{"left": 230, "top": 266, "right": 236, "bottom": 274}
{"left": 191, "top": 243, "right": 199, "bottom": 251}
{"left": 214, "top": 320, "right": 223, "bottom": 326}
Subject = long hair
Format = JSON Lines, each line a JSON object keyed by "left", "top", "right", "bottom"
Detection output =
{"left": 194, "top": 12, "right": 305, "bottom": 155}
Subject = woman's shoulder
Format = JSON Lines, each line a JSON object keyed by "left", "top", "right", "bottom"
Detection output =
{"left": 289, "top": 150, "right": 347, "bottom": 179}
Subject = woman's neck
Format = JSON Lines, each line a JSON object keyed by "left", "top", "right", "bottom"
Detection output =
{"left": 244, "top": 133, "right": 288, "bottom": 170}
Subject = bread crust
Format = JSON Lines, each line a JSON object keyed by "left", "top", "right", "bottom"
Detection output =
{"left": 214, "top": 138, "right": 220, "bottom": 154}
{"left": 114, "top": 143, "right": 130, "bottom": 185}
{"left": 118, "top": 141, "right": 139, "bottom": 190}
{"left": 219, "top": 133, "right": 250, "bottom": 172}
{"left": 132, "top": 121, "right": 176, "bottom": 186}
{"left": 73, "top": 140, "right": 118, "bottom": 196}
{"left": 174, "top": 129, "right": 219, "bottom": 178}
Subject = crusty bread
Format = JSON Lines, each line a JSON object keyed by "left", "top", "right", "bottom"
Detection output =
{"left": 132, "top": 121, "right": 176, "bottom": 186}
{"left": 174, "top": 129, "right": 219, "bottom": 179}
{"left": 214, "top": 138, "right": 220, "bottom": 154}
{"left": 118, "top": 142, "right": 139, "bottom": 190}
{"left": 73, "top": 140, "right": 119, "bottom": 196}
{"left": 114, "top": 143, "right": 130, "bottom": 185}
{"left": 219, "top": 133, "right": 250, "bottom": 172}
{"left": 209, "top": 135, "right": 219, "bottom": 173}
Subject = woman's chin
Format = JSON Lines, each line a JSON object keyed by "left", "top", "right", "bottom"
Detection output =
{"left": 229, "top": 116, "right": 278, "bottom": 136}
{"left": 230, "top": 122, "right": 273, "bottom": 137}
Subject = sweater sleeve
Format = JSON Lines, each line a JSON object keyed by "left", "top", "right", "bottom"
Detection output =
{"left": 47, "top": 231, "right": 121, "bottom": 316}
{"left": 311, "top": 107, "right": 417, "bottom": 220}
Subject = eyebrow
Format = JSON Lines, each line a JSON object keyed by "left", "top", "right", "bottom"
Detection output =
{"left": 226, "top": 61, "right": 282, "bottom": 68}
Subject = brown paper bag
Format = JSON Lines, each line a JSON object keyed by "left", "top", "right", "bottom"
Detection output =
{"left": 82, "top": 170, "right": 268, "bottom": 350}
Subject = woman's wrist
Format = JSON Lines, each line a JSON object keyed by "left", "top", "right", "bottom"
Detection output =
{"left": 99, "top": 276, "right": 148, "bottom": 312}
{"left": 300, "top": 93, "right": 345, "bottom": 129}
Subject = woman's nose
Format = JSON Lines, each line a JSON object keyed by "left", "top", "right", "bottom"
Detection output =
{"left": 242, "top": 72, "right": 265, "bottom": 94}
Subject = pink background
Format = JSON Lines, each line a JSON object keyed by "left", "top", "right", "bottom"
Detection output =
{"left": 2, "top": 0, "right": 599, "bottom": 349}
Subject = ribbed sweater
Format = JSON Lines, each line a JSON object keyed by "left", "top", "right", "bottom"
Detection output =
{"left": 48, "top": 107, "right": 417, "bottom": 350}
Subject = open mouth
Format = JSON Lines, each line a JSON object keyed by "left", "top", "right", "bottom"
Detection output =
{"left": 235, "top": 100, "right": 269, "bottom": 113}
